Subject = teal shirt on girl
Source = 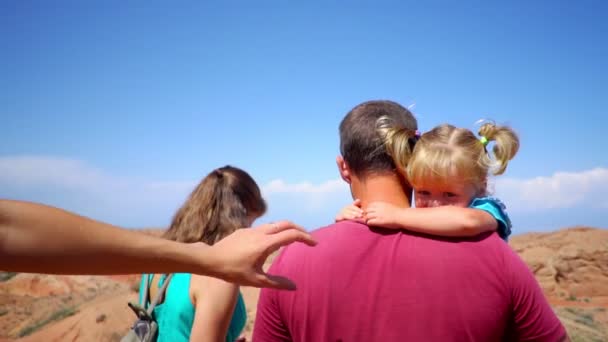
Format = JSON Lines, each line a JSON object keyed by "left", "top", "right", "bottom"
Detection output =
{"left": 139, "top": 273, "right": 247, "bottom": 342}
{"left": 469, "top": 197, "right": 512, "bottom": 241}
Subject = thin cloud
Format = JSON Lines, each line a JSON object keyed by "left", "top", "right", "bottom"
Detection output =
{"left": 494, "top": 168, "right": 608, "bottom": 211}
{"left": 0, "top": 156, "right": 194, "bottom": 200}
{"left": 263, "top": 179, "right": 345, "bottom": 194}
{"left": 0, "top": 155, "right": 605, "bottom": 228}
{"left": 0, "top": 156, "right": 193, "bottom": 226}
{"left": 264, "top": 168, "right": 608, "bottom": 213}
{"left": 0, "top": 156, "right": 110, "bottom": 190}
{"left": 262, "top": 178, "right": 350, "bottom": 214}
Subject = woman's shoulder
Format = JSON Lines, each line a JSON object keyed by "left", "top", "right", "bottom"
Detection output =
{"left": 190, "top": 274, "right": 238, "bottom": 300}
{"left": 190, "top": 274, "right": 238, "bottom": 288}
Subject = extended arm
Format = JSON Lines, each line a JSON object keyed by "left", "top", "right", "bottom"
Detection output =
{"left": 0, "top": 200, "right": 316, "bottom": 289}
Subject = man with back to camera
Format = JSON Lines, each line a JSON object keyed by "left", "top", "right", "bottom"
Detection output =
{"left": 253, "top": 100, "right": 568, "bottom": 341}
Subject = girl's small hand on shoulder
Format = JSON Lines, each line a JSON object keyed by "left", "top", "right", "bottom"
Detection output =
{"left": 335, "top": 199, "right": 364, "bottom": 222}
{"left": 365, "top": 202, "right": 402, "bottom": 229}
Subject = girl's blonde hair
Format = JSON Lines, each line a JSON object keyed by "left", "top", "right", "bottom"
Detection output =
{"left": 375, "top": 116, "right": 419, "bottom": 178}
{"left": 163, "top": 165, "right": 266, "bottom": 245}
{"left": 377, "top": 119, "right": 519, "bottom": 194}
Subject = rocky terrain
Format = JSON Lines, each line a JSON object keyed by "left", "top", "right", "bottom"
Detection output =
{"left": 511, "top": 227, "right": 608, "bottom": 299}
{"left": 0, "top": 274, "right": 133, "bottom": 341}
{"left": 510, "top": 227, "right": 608, "bottom": 342}
{"left": 0, "top": 226, "right": 606, "bottom": 341}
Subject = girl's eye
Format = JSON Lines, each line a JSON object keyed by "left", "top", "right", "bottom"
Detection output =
{"left": 417, "top": 190, "right": 430, "bottom": 196}
{"left": 444, "top": 192, "right": 458, "bottom": 198}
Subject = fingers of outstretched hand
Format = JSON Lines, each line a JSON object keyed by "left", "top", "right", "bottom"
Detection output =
{"left": 258, "top": 220, "right": 305, "bottom": 234}
{"left": 266, "top": 228, "right": 316, "bottom": 249}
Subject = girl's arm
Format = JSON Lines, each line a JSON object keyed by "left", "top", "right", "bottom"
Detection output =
{"left": 365, "top": 202, "right": 497, "bottom": 237}
{"left": 335, "top": 199, "right": 365, "bottom": 222}
{"left": 190, "top": 275, "right": 239, "bottom": 342}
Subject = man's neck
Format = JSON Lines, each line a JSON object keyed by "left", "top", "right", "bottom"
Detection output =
{"left": 350, "top": 173, "right": 412, "bottom": 210}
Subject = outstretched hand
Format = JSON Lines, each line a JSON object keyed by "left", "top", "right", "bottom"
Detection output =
{"left": 202, "top": 221, "right": 316, "bottom": 290}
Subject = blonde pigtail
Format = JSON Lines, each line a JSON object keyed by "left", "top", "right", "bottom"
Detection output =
{"left": 377, "top": 116, "right": 418, "bottom": 173}
{"left": 479, "top": 123, "right": 520, "bottom": 175}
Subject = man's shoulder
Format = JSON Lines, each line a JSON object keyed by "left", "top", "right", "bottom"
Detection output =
{"left": 271, "top": 221, "right": 369, "bottom": 264}
{"left": 286, "top": 222, "right": 515, "bottom": 254}
{"left": 272, "top": 222, "right": 519, "bottom": 271}
{"left": 311, "top": 220, "right": 366, "bottom": 237}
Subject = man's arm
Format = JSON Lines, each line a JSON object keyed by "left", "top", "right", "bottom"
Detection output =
{"left": 0, "top": 200, "right": 316, "bottom": 289}
{"left": 506, "top": 246, "right": 569, "bottom": 341}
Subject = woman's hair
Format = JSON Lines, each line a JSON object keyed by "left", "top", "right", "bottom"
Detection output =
{"left": 163, "top": 165, "right": 267, "bottom": 245}
{"left": 406, "top": 123, "right": 520, "bottom": 194}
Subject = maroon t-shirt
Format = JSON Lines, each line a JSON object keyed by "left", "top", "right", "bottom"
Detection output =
{"left": 253, "top": 220, "right": 566, "bottom": 341}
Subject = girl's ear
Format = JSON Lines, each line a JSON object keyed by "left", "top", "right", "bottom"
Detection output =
{"left": 336, "top": 156, "right": 351, "bottom": 184}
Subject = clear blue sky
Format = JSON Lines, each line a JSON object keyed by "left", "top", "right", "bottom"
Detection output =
{"left": 1, "top": 0, "right": 607, "bottom": 232}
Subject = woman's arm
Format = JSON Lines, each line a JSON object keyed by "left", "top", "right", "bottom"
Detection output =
{"left": 365, "top": 202, "right": 497, "bottom": 237}
{"left": 0, "top": 199, "right": 316, "bottom": 289}
{"left": 190, "top": 275, "right": 239, "bottom": 342}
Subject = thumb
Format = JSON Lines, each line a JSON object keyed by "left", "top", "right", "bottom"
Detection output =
{"left": 353, "top": 198, "right": 362, "bottom": 208}
{"left": 256, "top": 272, "right": 297, "bottom": 290}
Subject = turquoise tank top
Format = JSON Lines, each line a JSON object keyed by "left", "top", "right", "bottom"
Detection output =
{"left": 138, "top": 273, "right": 247, "bottom": 342}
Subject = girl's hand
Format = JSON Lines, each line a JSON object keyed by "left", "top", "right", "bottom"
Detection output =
{"left": 365, "top": 201, "right": 403, "bottom": 229}
{"left": 335, "top": 199, "right": 364, "bottom": 222}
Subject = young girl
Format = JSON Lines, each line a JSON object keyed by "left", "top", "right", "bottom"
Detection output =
{"left": 336, "top": 121, "right": 519, "bottom": 240}
{"left": 140, "top": 165, "right": 266, "bottom": 342}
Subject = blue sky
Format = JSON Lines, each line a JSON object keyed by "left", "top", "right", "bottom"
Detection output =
{"left": 1, "top": 1, "right": 607, "bottom": 233}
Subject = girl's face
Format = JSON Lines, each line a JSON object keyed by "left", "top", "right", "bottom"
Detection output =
{"left": 414, "top": 178, "right": 479, "bottom": 208}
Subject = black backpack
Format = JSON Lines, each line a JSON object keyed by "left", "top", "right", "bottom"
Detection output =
{"left": 121, "top": 274, "right": 173, "bottom": 342}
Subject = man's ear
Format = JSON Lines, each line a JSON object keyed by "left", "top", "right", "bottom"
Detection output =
{"left": 336, "top": 156, "right": 352, "bottom": 184}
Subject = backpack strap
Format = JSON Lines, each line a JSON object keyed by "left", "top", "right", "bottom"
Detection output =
{"left": 141, "top": 274, "right": 151, "bottom": 308}
{"left": 146, "top": 274, "right": 173, "bottom": 315}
